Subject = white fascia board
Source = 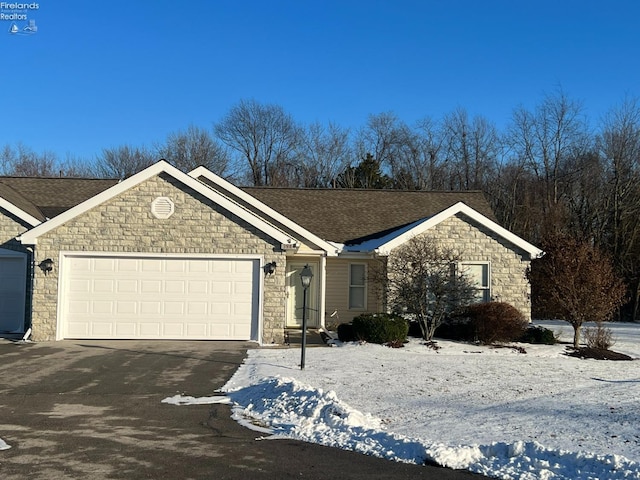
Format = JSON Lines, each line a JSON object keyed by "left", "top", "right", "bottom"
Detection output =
{"left": 19, "top": 160, "right": 293, "bottom": 246}
{"left": 375, "top": 202, "right": 543, "bottom": 259}
{"left": 0, "top": 197, "right": 42, "bottom": 227}
{"left": 189, "top": 166, "right": 338, "bottom": 256}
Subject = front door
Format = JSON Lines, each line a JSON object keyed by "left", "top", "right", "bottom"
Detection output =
{"left": 286, "top": 262, "right": 318, "bottom": 328}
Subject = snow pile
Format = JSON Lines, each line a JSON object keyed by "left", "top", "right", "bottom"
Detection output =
{"left": 164, "top": 321, "right": 640, "bottom": 479}
{"left": 226, "top": 377, "right": 427, "bottom": 463}
{"left": 161, "top": 394, "right": 230, "bottom": 406}
{"left": 0, "top": 437, "right": 11, "bottom": 450}
{"left": 428, "top": 440, "right": 638, "bottom": 479}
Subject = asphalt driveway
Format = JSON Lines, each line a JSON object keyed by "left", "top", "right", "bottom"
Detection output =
{"left": 0, "top": 340, "right": 485, "bottom": 479}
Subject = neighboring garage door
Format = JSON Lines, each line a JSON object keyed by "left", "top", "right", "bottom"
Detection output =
{"left": 0, "top": 249, "right": 27, "bottom": 334}
{"left": 60, "top": 254, "right": 260, "bottom": 340}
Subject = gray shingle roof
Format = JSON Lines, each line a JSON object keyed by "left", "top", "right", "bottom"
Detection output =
{"left": 241, "top": 187, "right": 495, "bottom": 244}
{"left": 0, "top": 177, "right": 119, "bottom": 220}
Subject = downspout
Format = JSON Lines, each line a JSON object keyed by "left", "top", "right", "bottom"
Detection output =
{"left": 24, "top": 244, "right": 35, "bottom": 339}
{"left": 319, "top": 254, "right": 327, "bottom": 329}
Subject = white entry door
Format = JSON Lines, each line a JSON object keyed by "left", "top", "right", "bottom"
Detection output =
{"left": 0, "top": 249, "right": 27, "bottom": 333}
{"left": 286, "top": 262, "right": 318, "bottom": 328}
{"left": 60, "top": 254, "right": 260, "bottom": 340}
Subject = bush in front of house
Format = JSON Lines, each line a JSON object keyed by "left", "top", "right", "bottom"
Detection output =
{"left": 434, "top": 317, "right": 475, "bottom": 341}
{"left": 518, "top": 325, "right": 557, "bottom": 345}
{"left": 337, "top": 322, "right": 357, "bottom": 342}
{"left": 583, "top": 323, "right": 615, "bottom": 350}
{"left": 465, "top": 302, "right": 528, "bottom": 344}
{"left": 352, "top": 313, "right": 409, "bottom": 344}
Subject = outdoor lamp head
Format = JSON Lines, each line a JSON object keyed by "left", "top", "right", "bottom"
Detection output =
{"left": 39, "top": 258, "right": 54, "bottom": 274}
{"left": 300, "top": 264, "right": 313, "bottom": 289}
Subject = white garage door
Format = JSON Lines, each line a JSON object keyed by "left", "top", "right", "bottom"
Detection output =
{"left": 0, "top": 249, "right": 27, "bottom": 333}
{"left": 60, "top": 255, "right": 260, "bottom": 340}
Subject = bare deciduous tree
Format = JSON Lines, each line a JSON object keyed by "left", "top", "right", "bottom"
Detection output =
{"left": 297, "top": 122, "right": 351, "bottom": 187}
{"left": 373, "top": 236, "right": 477, "bottom": 341}
{"left": 1, "top": 143, "right": 57, "bottom": 176}
{"left": 94, "top": 145, "right": 156, "bottom": 179}
{"left": 528, "top": 234, "right": 626, "bottom": 347}
{"left": 441, "top": 109, "right": 500, "bottom": 191}
{"left": 597, "top": 98, "right": 640, "bottom": 320}
{"left": 158, "top": 125, "right": 230, "bottom": 176}
{"left": 214, "top": 99, "right": 301, "bottom": 186}
{"left": 508, "top": 91, "right": 589, "bottom": 237}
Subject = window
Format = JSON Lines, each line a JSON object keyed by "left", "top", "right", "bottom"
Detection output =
{"left": 349, "top": 263, "right": 366, "bottom": 310}
{"left": 462, "top": 262, "right": 490, "bottom": 303}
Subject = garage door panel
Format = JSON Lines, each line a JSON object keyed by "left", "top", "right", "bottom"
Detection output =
{"left": 188, "top": 280, "right": 208, "bottom": 294}
{"left": 163, "top": 323, "right": 184, "bottom": 336}
{"left": 139, "top": 323, "right": 160, "bottom": 336}
{"left": 94, "top": 279, "right": 115, "bottom": 293}
{"left": 165, "top": 302, "right": 184, "bottom": 315}
{"left": 116, "top": 258, "right": 138, "bottom": 271}
{"left": 68, "top": 300, "right": 90, "bottom": 314}
{"left": 141, "top": 259, "right": 162, "bottom": 272}
{"left": 186, "top": 323, "right": 207, "bottom": 336}
{"left": 116, "top": 323, "right": 137, "bottom": 336}
{"left": 165, "top": 280, "right": 185, "bottom": 293}
{"left": 69, "top": 257, "right": 91, "bottom": 272}
{"left": 212, "top": 261, "right": 232, "bottom": 273}
{"left": 94, "top": 258, "right": 116, "bottom": 271}
{"left": 68, "top": 279, "right": 90, "bottom": 293}
{"left": 211, "top": 281, "right": 231, "bottom": 294}
{"left": 116, "top": 301, "right": 137, "bottom": 314}
{"left": 235, "top": 280, "right": 254, "bottom": 295}
{"left": 140, "top": 301, "right": 161, "bottom": 314}
{"left": 91, "top": 323, "right": 113, "bottom": 336}
{"left": 188, "top": 261, "right": 209, "bottom": 273}
{"left": 67, "top": 322, "right": 89, "bottom": 336}
{"left": 117, "top": 279, "right": 138, "bottom": 293}
{"left": 141, "top": 280, "right": 161, "bottom": 293}
{"left": 93, "top": 301, "right": 113, "bottom": 314}
{"left": 61, "top": 255, "right": 259, "bottom": 340}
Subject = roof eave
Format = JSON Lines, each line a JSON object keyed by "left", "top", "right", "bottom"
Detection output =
{"left": 376, "top": 202, "right": 542, "bottom": 258}
{"left": 189, "top": 166, "right": 338, "bottom": 256}
{"left": 19, "top": 161, "right": 295, "bottom": 247}
{"left": 0, "top": 197, "right": 43, "bottom": 227}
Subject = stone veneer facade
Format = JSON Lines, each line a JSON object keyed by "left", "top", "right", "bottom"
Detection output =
{"left": 0, "top": 208, "right": 32, "bottom": 251}
{"left": 389, "top": 213, "right": 534, "bottom": 320}
{"left": 28, "top": 173, "right": 287, "bottom": 343}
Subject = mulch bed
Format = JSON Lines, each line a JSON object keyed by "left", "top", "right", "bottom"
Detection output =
{"left": 564, "top": 347, "right": 635, "bottom": 361}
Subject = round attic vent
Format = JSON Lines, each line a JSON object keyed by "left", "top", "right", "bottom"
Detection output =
{"left": 151, "top": 197, "right": 175, "bottom": 219}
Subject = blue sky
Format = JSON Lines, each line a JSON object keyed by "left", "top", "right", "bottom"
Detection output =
{"left": 2, "top": 0, "right": 639, "bottom": 161}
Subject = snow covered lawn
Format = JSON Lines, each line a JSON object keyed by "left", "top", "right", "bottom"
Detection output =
{"left": 167, "top": 321, "right": 640, "bottom": 479}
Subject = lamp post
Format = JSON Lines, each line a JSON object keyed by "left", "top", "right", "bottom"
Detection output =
{"left": 299, "top": 264, "right": 313, "bottom": 370}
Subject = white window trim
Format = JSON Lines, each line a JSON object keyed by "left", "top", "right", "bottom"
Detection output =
{"left": 460, "top": 261, "right": 491, "bottom": 303}
{"left": 348, "top": 263, "right": 367, "bottom": 311}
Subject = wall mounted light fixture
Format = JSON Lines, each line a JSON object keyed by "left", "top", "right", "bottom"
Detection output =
{"left": 263, "top": 261, "right": 277, "bottom": 275}
{"left": 39, "top": 258, "right": 54, "bottom": 275}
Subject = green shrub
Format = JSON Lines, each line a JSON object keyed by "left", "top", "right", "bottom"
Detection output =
{"left": 337, "top": 323, "right": 357, "bottom": 342}
{"left": 435, "top": 318, "right": 475, "bottom": 341}
{"left": 352, "top": 313, "right": 409, "bottom": 344}
{"left": 518, "top": 325, "right": 556, "bottom": 345}
{"left": 465, "top": 302, "right": 528, "bottom": 344}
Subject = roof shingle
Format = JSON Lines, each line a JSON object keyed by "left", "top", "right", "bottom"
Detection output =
{"left": 0, "top": 177, "right": 119, "bottom": 219}
{"left": 241, "top": 187, "right": 495, "bottom": 244}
